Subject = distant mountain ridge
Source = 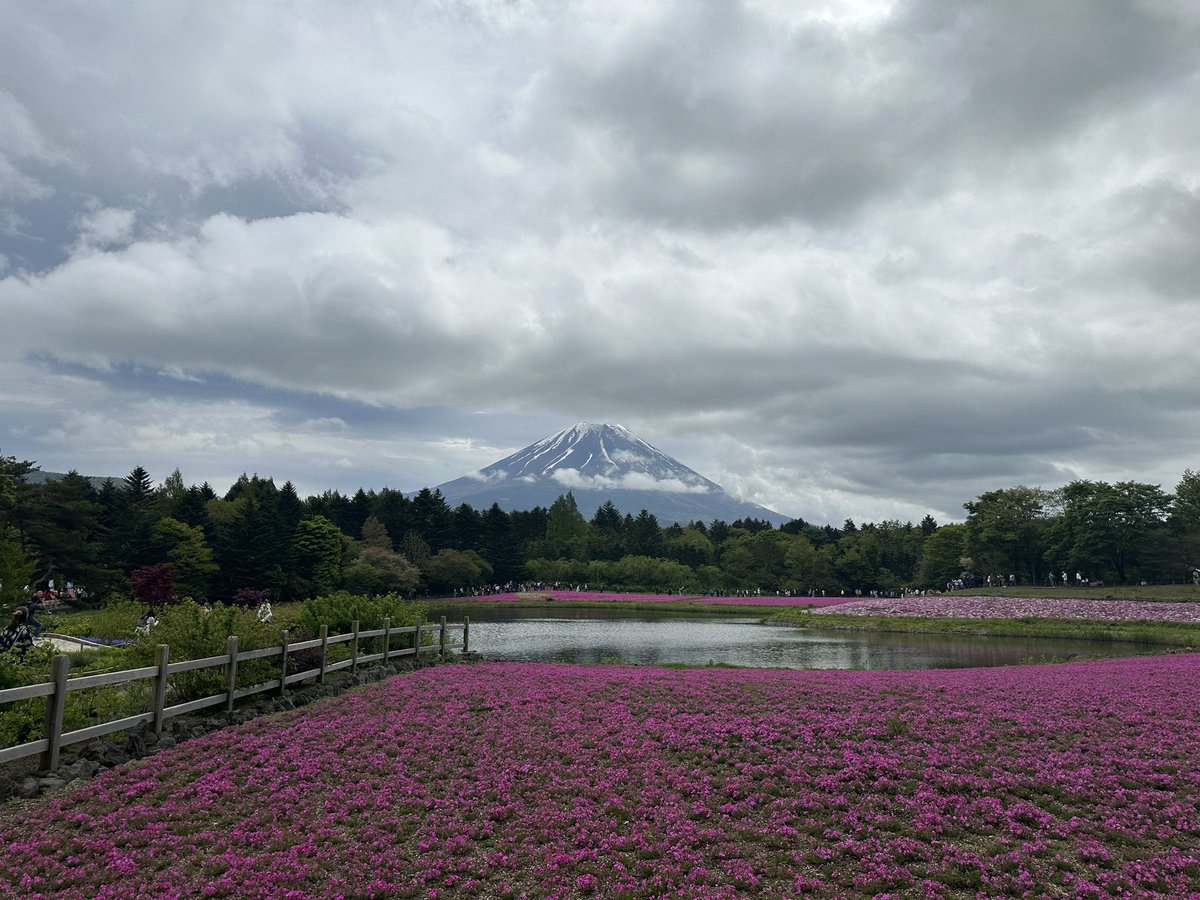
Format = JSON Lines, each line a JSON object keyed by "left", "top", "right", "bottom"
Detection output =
{"left": 23, "top": 471, "right": 119, "bottom": 490}
{"left": 434, "top": 423, "right": 791, "bottom": 526}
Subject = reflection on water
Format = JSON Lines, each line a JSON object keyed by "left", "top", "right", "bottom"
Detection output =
{"left": 429, "top": 606, "right": 1161, "bottom": 670}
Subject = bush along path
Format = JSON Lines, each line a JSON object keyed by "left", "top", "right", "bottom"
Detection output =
{"left": 2, "top": 654, "right": 1198, "bottom": 898}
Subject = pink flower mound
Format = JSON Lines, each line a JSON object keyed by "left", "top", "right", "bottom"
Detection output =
{"left": 808, "top": 595, "right": 1200, "bottom": 623}
{"left": 4, "top": 657, "right": 1199, "bottom": 898}
{"left": 464, "top": 590, "right": 854, "bottom": 607}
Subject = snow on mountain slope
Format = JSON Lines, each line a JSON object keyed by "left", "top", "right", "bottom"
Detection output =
{"left": 433, "top": 424, "right": 790, "bottom": 525}
{"left": 482, "top": 424, "right": 718, "bottom": 493}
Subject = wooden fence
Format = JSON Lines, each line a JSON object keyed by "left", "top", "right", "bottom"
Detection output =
{"left": 0, "top": 615, "right": 469, "bottom": 773}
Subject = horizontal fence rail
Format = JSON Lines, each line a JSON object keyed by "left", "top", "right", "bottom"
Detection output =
{"left": 0, "top": 616, "right": 469, "bottom": 772}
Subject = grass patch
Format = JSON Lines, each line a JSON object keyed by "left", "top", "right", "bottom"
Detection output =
{"left": 950, "top": 584, "right": 1200, "bottom": 602}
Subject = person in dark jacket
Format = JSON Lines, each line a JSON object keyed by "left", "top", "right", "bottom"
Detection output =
{"left": 22, "top": 601, "right": 44, "bottom": 637}
{"left": 1, "top": 608, "right": 35, "bottom": 659}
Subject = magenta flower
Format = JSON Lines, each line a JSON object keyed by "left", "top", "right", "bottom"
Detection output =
{"left": 1, "top": 655, "right": 1198, "bottom": 897}
{"left": 808, "top": 594, "right": 1200, "bottom": 623}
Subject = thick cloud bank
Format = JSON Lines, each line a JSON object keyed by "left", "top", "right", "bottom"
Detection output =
{"left": 2, "top": 1, "right": 1198, "bottom": 523}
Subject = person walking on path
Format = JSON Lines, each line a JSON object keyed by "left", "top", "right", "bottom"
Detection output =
{"left": 21, "top": 601, "right": 44, "bottom": 637}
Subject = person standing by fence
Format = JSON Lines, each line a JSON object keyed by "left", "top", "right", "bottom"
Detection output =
{"left": 1, "top": 608, "right": 34, "bottom": 660}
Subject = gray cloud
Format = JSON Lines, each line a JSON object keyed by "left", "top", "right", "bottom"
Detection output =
{"left": 2, "top": 0, "right": 1199, "bottom": 524}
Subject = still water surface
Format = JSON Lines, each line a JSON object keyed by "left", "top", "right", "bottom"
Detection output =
{"left": 430, "top": 606, "right": 1160, "bottom": 670}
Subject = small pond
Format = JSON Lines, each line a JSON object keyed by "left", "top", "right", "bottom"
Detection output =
{"left": 428, "top": 606, "right": 1162, "bottom": 670}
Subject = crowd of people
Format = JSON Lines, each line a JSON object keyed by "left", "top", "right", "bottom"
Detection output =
{"left": 453, "top": 582, "right": 879, "bottom": 599}
{"left": 30, "top": 586, "right": 82, "bottom": 607}
{"left": 1046, "top": 570, "right": 1100, "bottom": 588}
{"left": 943, "top": 571, "right": 1106, "bottom": 592}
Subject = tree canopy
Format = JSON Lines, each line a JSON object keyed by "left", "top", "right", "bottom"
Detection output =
{"left": 2, "top": 460, "right": 1197, "bottom": 606}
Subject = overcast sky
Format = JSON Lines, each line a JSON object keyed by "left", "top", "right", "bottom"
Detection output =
{"left": 2, "top": 0, "right": 1198, "bottom": 526}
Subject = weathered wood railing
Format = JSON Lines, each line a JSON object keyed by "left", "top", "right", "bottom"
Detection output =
{"left": 0, "top": 615, "right": 469, "bottom": 772}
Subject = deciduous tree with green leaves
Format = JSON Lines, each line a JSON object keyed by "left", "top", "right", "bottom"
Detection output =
{"left": 1170, "top": 469, "right": 1200, "bottom": 570}
{"left": 343, "top": 516, "right": 422, "bottom": 595}
{"left": 963, "top": 486, "right": 1054, "bottom": 584}
{"left": 421, "top": 548, "right": 493, "bottom": 595}
{"left": 1048, "top": 480, "right": 1173, "bottom": 584}
{"left": 917, "top": 523, "right": 968, "bottom": 587}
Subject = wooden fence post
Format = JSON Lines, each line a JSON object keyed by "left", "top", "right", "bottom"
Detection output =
{"left": 41, "top": 655, "right": 70, "bottom": 772}
{"left": 2, "top": 616, "right": 473, "bottom": 772}
{"left": 279, "top": 629, "right": 290, "bottom": 697}
{"left": 225, "top": 635, "right": 239, "bottom": 715}
{"left": 463, "top": 615, "right": 470, "bottom": 653}
{"left": 350, "top": 620, "right": 360, "bottom": 675}
{"left": 152, "top": 644, "right": 170, "bottom": 735}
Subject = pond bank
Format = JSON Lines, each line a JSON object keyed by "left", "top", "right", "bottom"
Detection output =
{"left": 767, "top": 608, "right": 1200, "bottom": 647}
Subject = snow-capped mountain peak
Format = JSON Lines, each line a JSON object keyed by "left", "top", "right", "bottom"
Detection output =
{"left": 481, "top": 423, "right": 718, "bottom": 493}
{"left": 430, "top": 424, "right": 791, "bottom": 526}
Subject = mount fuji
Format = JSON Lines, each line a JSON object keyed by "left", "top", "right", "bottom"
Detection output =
{"left": 433, "top": 424, "right": 791, "bottom": 526}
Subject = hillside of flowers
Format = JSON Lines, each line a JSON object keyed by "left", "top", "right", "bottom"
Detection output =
{"left": 462, "top": 590, "right": 855, "bottom": 608}
{"left": 3, "top": 656, "right": 1199, "bottom": 898}
{"left": 807, "top": 595, "right": 1200, "bottom": 624}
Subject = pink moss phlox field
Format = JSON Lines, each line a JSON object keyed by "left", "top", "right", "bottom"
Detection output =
{"left": 808, "top": 595, "right": 1200, "bottom": 624}
{"left": 464, "top": 590, "right": 855, "bottom": 607}
{"left": 4, "top": 658, "right": 1200, "bottom": 898}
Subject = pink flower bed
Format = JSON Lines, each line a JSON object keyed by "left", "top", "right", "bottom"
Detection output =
{"left": 808, "top": 595, "right": 1200, "bottom": 624}
{"left": 462, "top": 590, "right": 855, "bottom": 608}
{"left": 4, "top": 657, "right": 1199, "bottom": 897}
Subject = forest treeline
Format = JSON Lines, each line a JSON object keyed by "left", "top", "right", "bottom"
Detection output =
{"left": 2, "top": 451, "right": 1199, "bottom": 609}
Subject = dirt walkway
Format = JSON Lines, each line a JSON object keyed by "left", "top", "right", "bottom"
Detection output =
{"left": 35, "top": 634, "right": 121, "bottom": 653}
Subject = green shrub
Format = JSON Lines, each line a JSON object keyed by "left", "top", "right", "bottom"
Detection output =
{"left": 3, "top": 594, "right": 434, "bottom": 746}
{"left": 56, "top": 599, "right": 144, "bottom": 642}
{"left": 0, "top": 696, "right": 49, "bottom": 749}
{"left": 0, "top": 646, "right": 143, "bottom": 748}
{"left": 63, "top": 681, "right": 152, "bottom": 736}
{"left": 0, "top": 644, "right": 56, "bottom": 691}
{"left": 0, "top": 649, "right": 51, "bottom": 749}
{"left": 300, "top": 591, "right": 426, "bottom": 636}
{"left": 0, "top": 686, "right": 150, "bottom": 750}
{"left": 301, "top": 592, "right": 430, "bottom": 660}
{"left": 124, "top": 600, "right": 284, "bottom": 701}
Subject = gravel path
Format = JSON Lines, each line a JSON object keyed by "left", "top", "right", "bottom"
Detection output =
{"left": 35, "top": 634, "right": 120, "bottom": 653}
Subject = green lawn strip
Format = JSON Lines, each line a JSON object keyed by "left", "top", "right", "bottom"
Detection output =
{"left": 765, "top": 609, "right": 1200, "bottom": 647}
{"left": 950, "top": 584, "right": 1200, "bottom": 602}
